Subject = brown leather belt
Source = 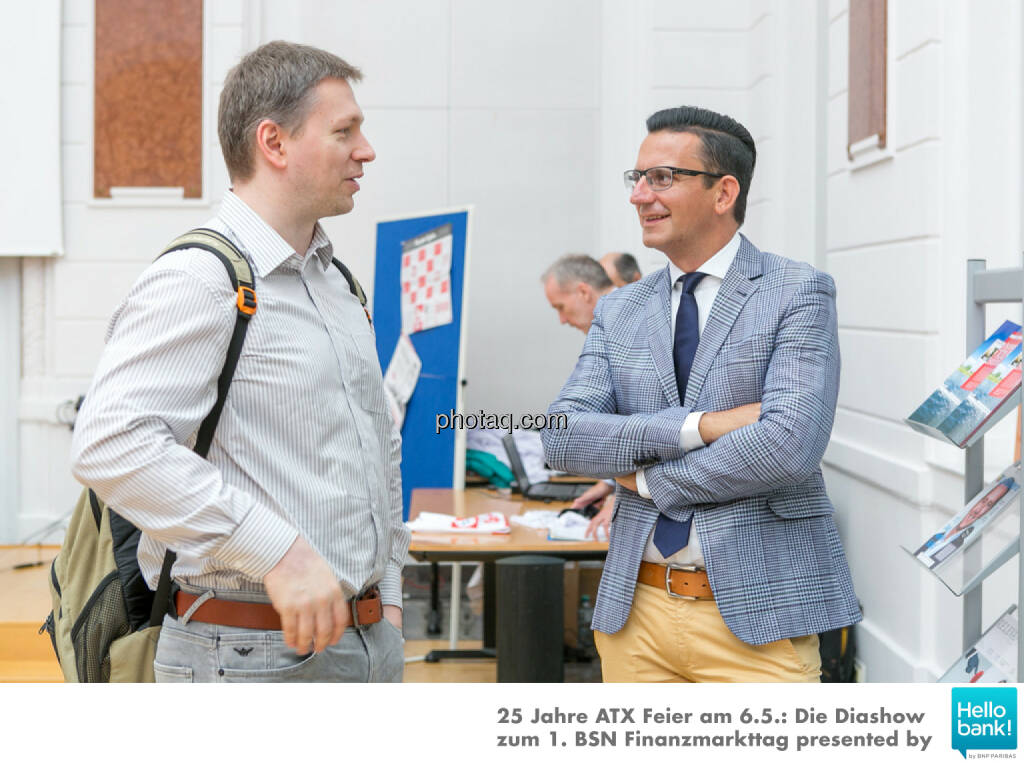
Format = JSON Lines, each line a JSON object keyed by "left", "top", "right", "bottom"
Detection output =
{"left": 638, "top": 561, "right": 714, "bottom": 600}
{"left": 173, "top": 586, "right": 383, "bottom": 630}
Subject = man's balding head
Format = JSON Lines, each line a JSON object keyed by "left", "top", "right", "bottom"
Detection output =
{"left": 600, "top": 252, "right": 642, "bottom": 287}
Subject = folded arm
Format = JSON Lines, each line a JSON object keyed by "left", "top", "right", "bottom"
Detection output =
{"left": 644, "top": 271, "right": 840, "bottom": 512}
{"left": 541, "top": 299, "right": 690, "bottom": 477}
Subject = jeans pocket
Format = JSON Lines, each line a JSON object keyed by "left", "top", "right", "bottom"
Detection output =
{"left": 219, "top": 634, "right": 323, "bottom": 683}
{"left": 153, "top": 662, "right": 194, "bottom": 683}
{"left": 381, "top": 618, "right": 405, "bottom": 642}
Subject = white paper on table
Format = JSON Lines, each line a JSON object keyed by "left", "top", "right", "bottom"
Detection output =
{"left": 406, "top": 511, "right": 511, "bottom": 534}
{"left": 400, "top": 223, "right": 454, "bottom": 334}
{"left": 382, "top": 334, "right": 421, "bottom": 429}
{"left": 546, "top": 512, "right": 608, "bottom": 542}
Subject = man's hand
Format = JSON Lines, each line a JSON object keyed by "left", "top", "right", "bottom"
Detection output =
{"left": 571, "top": 480, "right": 614, "bottom": 510}
{"left": 264, "top": 535, "right": 346, "bottom": 654}
{"left": 585, "top": 497, "right": 614, "bottom": 540}
{"left": 615, "top": 473, "right": 638, "bottom": 492}
{"left": 698, "top": 402, "right": 761, "bottom": 445}
{"left": 383, "top": 604, "right": 403, "bottom": 632}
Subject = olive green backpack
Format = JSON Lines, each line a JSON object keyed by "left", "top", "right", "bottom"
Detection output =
{"left": 43, "top": 229, "right": 257, "bottom": 681}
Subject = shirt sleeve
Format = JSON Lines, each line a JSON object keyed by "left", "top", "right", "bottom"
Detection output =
{"left": 636, "top": 469, "right": 651, "bottom": 499}
{"left": 680, "top": 411, "right": 707, "bottom": 451}
{"left": 380, "top": 415, "right": 411, "bottom": 609}
{"left": 70, "top": 253, "right": 298, "bottom": 582}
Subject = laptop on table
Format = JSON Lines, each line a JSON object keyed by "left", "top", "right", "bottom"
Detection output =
{"left": 501, "top": 433, "right": 592, "bottom": 502}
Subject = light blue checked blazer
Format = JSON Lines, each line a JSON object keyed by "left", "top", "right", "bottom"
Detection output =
{"left": 542, "top": 235, "right": 861, "bottom": 645}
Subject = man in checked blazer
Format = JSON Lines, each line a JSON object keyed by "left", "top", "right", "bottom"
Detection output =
{"left": 542, "top": 106, "right": 860, "bottom": 682}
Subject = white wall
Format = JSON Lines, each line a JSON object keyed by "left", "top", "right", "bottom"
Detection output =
{"left": 15, "top": 1, "right": 249, "bottom": 539}
{"left": 259, "top": 0, "right": 602, "bottom": 416}
{"left": 14, "top": 0, "right": 601, "bottom": 539}
{"left": 822, "top": 0, "right": 1024, "bottom": 681}
{"left": 598, "top": 0, "right": 825, "bottom": 273}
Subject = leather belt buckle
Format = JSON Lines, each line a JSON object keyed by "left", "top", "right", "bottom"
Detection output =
{"left": 351, "top": 585, "right": 382, "bottom": 627}
{"left": 665, "top": 563, "right": 704, "bottom": 600}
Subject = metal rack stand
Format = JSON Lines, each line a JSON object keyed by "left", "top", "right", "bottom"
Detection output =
{"left": 960, "top": 259, "right": 1024, "bottom": 679}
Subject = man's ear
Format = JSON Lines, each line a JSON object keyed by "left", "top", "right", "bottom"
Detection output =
{"left": 254, "top": 118, "right": 288, "bottom": 171}
{"left": 577, "top": 282, "right": 595, "bottom": 302}
{"left": 715, "top": 175, "right": 741, "bottom": 218}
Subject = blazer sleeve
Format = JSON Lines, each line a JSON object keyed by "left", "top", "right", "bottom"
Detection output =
{"left": 643, "top": 269, "right": 840, "bottom": 512}
{"left": 541, "top": 297, "right": 691, "bottom": 478}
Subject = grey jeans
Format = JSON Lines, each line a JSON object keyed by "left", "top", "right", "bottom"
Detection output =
{"left": 153, "top": 600, "right": 404, "bottom": 683}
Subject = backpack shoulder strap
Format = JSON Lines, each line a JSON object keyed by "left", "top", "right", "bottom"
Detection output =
{"left": 332, "top": 257, "right": 372, "bottom": 326}
{"left": 147, "top": 227, "right": 257, "bottom": 626}
{"left": 160, "top": 227, "right": 257, "bottom": 319}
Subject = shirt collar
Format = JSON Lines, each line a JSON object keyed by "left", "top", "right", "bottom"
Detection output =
{"left": 666, "top": 230, "right": 742, "bottom": 286}
{"left": 217, "top": 191, "right": 334, "bottom": 275}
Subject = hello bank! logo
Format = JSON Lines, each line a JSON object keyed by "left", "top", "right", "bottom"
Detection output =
{"left": 952, "top": 687, "right": 1017, "bottom": 758}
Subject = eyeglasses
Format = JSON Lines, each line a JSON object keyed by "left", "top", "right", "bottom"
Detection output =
{"left": 623, "top": 166, "right": 725, "bottom": 191}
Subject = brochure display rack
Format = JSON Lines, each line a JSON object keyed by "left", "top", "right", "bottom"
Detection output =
{"left": 905, "top": 260, "right": 1024, "bottom": 680}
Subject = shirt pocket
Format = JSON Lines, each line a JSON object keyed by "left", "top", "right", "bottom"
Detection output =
{"left": 347, "top": 328, "right": 390, "bottom": 417}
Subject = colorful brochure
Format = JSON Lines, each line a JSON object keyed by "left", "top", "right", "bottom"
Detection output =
{"left": 911, "top": 462, "right": 1021, "bottom": 570}
{"left": 906, "top": 320, "right": 1022, "bottom": 447}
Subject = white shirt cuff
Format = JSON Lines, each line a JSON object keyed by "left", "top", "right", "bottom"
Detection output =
{"left": 636, "top": 468, "right": 651, "bottom": 499}
{"left": 680, "top": 411, "right": 707, "bottom": 451}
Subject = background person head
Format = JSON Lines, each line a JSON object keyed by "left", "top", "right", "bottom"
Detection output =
{"left": 627, "top": 106, "right": 755, "bottom": 269}
{"left": 541, "top": 254, "right": 614, "bottom": 332}
{"left": 218, "top": 41, "right": 376, "bottom": 246}
{"left": 599, "top": 251, "right": 642, "bottom": 287}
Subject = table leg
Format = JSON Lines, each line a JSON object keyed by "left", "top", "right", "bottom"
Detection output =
{"left": 448, "top": 562, "right": 462, "bottom": 650}
{"left": 427, "top": 562, "right": 441, "bottom": 635}
{"left": 424, "top": 560, "right": 496, "bottom": 663}
{"left": 483, "top": 560, "right": 496, "bottom": 649}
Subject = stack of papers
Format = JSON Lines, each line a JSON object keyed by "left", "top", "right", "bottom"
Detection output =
{"left": 547, "top": 512, "right": 608, "bottom": 542}
{"left": 406, "top": 511, "right": 511, "bottom": 534}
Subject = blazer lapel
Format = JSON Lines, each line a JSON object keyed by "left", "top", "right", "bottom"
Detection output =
{"left": 684, "top": 236, "right": 764, "bottom": 407}
{"left": 646, "top": 267, "right": 680, "bottom": 406}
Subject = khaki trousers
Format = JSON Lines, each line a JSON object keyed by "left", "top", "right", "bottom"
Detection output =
{"left": 593, "top": 578, "right": 821, "bottom": 683}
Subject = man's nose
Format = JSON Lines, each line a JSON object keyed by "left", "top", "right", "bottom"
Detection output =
{"left": 559, "top": 313, "right": 568, "bottom": 324}
{"left": 354, "top": 135, "right": 375, "bottom": 163}
{"left": 630, "top": 176, "right": 654, "bottom": 206}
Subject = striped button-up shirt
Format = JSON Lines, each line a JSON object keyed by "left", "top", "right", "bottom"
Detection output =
{"left": 70, "top": 191, "right": 409, "bottom": 608}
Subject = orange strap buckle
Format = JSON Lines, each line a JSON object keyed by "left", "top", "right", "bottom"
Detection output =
{"left": 236, "top": 286, "right": 257, "bottom": 316}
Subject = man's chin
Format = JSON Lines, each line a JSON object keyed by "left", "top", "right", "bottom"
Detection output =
{"left": 641, "top": 228, "right": 665, "bottom": 248}
{"left": 321, "top": 198, "right": 355, "bottom": 218}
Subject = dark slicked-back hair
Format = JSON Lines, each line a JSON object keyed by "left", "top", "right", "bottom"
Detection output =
{"left": 646, "top": 106, "right": 756, "bottom": 225}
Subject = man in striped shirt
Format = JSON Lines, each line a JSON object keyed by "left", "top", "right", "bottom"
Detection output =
{"left": 71, "top": 42, "right": 410, "bottom": 682}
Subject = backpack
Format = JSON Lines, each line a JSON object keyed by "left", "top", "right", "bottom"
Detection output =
{"left": 43, "top": 228, "right": 370, "bottom": 682}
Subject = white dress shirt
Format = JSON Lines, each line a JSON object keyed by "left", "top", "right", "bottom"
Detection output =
{"left": 70, "top": 191, "right": 410, "bottom": 607}
{"left": 636, "top": 231, "right": 742, "bottom": 567}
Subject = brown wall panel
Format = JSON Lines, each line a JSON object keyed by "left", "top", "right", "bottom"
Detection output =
{"left": 94, "top": 0, "right": 203, "bottom": 198}
{"left": 848, "top": 0, "right": 887, "bottom": 154}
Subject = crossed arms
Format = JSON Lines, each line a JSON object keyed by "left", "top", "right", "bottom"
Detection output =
{"left": 541, "top": 270, "right": 840, "bottom": 516}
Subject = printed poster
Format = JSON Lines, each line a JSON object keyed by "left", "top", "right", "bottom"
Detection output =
{"left": 400, "top": 223, "right": 453, "bottom": 335}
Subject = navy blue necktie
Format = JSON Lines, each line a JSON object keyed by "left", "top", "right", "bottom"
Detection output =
{"left": 653, "top": 271, "right": 706, "bottom": 557}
